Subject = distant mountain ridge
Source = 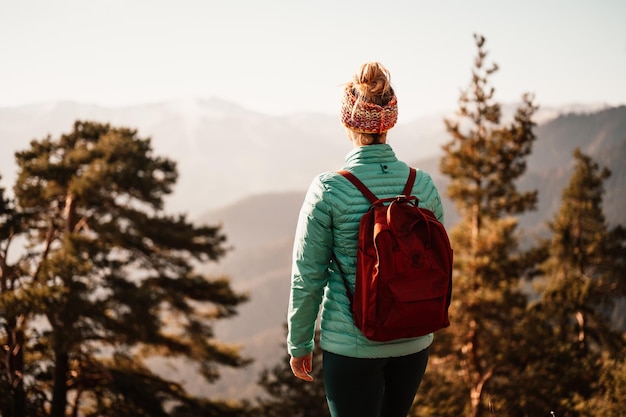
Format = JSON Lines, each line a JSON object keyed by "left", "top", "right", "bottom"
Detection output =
{"left": 0, "top": 99, "right": 612, "bottom": 218}
{"left": 0, "top": 98, "right": 345, "bottom": 216}
{"left": 520, "top": 105, "right": 626, "bottom": 234}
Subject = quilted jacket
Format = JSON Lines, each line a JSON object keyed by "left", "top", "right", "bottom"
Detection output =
{"left": 287, "top": 144, "right": 445, "bottom": 358}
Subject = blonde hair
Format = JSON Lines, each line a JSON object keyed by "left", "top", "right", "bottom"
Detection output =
{"left": 342, "top": 62, "right": 397, "bottom": 145}
{"left": 350, "top": 62, "right": 395, "bottom": 107}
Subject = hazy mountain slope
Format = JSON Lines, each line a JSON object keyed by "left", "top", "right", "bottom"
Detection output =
{"left": 520, "top": 105, "right": 626, "bottom": 235}
{"left": 0, "top": 100, "right": 348, "bottom": 216}
{"left": 1, "top": 99, "right": 593, "bottom": 217}
{"left": 411, "top": 106, "right": 626, "bottom": 236}
{"left": 194, "top": 192, "right": 304, "bottom": 400}
{"left": 528, "top": 106, "right": 626, "bottom": 171}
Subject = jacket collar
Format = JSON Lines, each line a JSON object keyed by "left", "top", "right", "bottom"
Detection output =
{"left": 344, "top": 144, "right": 398, "bottom": 166}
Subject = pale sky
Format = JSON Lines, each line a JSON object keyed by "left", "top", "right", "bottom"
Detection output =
{"left": 1, "top": 0, "right": 625, "bottom": 120}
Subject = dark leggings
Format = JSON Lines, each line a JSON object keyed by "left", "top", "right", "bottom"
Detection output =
{"left": 322, "top": 348, "right": 429, "bottom": 417}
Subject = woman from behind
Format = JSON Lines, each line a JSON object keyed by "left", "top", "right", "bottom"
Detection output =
{"left": 287, "top": 62, "right": 445, "bottom": 417}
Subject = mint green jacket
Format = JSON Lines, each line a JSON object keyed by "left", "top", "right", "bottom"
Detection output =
{"left": 287, "top": 144, "right": 445, "bottom": 358}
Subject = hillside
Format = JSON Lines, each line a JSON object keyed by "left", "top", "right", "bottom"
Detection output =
{"left": 525, "top": 106, "right": 626, "bottom": 230}
{"left": 410, "top": 106, "right": 626, "bottom": 237}
{"left": 0, "top": 99, "right": 346, "bottom": 216}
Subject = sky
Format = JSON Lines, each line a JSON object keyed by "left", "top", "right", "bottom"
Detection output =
{"left": 1, "top": 0, "right": 625, "bottom": 121}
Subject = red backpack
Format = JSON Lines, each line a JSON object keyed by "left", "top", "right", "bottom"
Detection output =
{"left": 335, "top": 168, "right": 453, "bottom": 342}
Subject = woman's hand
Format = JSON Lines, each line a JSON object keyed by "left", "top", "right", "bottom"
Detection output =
{"left": 290, "top": 353, "right": 314, "bottom": 381}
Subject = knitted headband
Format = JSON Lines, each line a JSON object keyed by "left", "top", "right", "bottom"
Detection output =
{"left": 340, "top": 86, "right": 398, "bottom": 134}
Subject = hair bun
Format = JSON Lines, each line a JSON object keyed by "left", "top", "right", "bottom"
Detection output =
{"left": 352, "top": 62, "right": 394, "bottom": 106}
{"left": 340, "top": 62, "right": 398, "bottom": 134}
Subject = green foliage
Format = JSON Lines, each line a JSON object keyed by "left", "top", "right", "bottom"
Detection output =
{"left": 577, "top": 352, "right": 626, "bottom": 417}
{"left": 518, "top": 149, "right": 626, "bottom": 417}
{"left": 422, "top": 33, "right": 539, "bottom": 417}
{"left": 441, "top": 34, "right": 538, "bottom": 221}
{"left": 0, "top": 175, "right": 31, "bottom": 417}
{"left": 0, "top": 121, "right": 250, "bottom": 417}
{"left": 427, "top": 34, "right": 625, "bottom": 417}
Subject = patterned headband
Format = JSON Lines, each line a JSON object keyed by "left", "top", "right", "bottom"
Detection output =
{"left": 340, "top": 86, "right": 398, "bottom": 134}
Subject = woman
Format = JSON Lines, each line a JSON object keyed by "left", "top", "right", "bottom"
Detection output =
{"left": 287, "top": 62, "right": 445, "bottom": 417}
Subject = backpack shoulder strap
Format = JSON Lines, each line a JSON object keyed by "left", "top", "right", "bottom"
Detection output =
{"left": 337, "top": 167, "right": 417, "bottom": 202}
{"left": 337, "top": 170, "right": 378, "bottom": 203}
{"left": 403, "top": 167, "right": 417, "bottom": 196}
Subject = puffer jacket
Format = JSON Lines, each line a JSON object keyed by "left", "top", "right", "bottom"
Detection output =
{"left": 287, "top": 144, "right": 445, "bottom": 359}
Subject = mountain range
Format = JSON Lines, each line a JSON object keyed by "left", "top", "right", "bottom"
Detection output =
{"left": 1, "top": 100, "right": 624, "bottom": 401}
{"left": 0, "top": 99, "right": 612, "bottom": 217}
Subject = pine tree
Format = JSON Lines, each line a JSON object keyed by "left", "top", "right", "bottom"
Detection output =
{"left": 253, "top": 328, "right": 329, "bottom": 417}
{"left": 519, "top": 149, "right": 626, "bottom": 416}
{"left": 415, "top": 34, "right": 539, "bottom": 417}
{"left": 1, "top": 121, "right": 250, "bottom": 417}
{"left": 0, "top": 174, "right": 32, "bottom": 417}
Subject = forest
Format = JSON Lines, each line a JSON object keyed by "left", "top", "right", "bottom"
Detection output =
{"left": 1, "top": 35, "right": 625, "bottom": 417}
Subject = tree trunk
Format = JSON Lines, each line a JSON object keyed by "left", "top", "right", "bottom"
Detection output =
{"left": 469, "top": 367, "right": 493, "bottom": 417}
{"left": 50, "top": 349, "right": 69, "bottom": 417}
{"left": 49, "top": 193, "right": 74, "bottom": 416}
{"left": 2, "top": 311, "right": 26, "bottom": 417}
{"left": 471, "top": 202, "right": 480, "bottom": 251}
{"left": 575, "top": 310, "right": 586, "bottom": 352}
{"left": 465, "top": 320, "right": 494, "bottom": 417}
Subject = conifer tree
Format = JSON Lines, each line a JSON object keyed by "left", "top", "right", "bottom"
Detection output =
{"left": 1, "top": 121, "right": 250, "bottom": 417}
{"left": 518, "top": 149, "right": 626, "bottom": 416}
{"left": 415, "top": 34, "right": 539, "bottom": 417}
{"left": 0, "top": 175, "right": 33, "bottom": 417}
